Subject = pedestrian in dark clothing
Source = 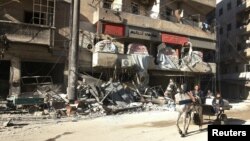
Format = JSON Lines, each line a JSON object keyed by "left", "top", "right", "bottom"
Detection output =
{"left": 192, "top": 85, "right": 205, "bottom": 104}
{"left": 212, "top": 92, "right": 224, "bottom": 118}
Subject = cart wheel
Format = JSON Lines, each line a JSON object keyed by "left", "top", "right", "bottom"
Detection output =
{"left": 220, "top": 114, "right": 227, "bottom": 125}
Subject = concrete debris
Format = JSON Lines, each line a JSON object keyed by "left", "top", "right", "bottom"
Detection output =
{"left": 1, "top": 74, "right": 176, "bottom": 121}
{"left": 2, "top": 118, "right": 13, "bottom": 127}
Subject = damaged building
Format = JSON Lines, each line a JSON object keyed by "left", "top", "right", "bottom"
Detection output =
{"left": 0, "top": 0, "right": 217, "bottom": 107}
{"left": 217, "top": 0, "right": 250, "bottom": 99}
{"left": 79, "top": 0, "right": 217, "bottom": 91}
{"left": 0, "top": 0, "right": 71, "bottom": 100}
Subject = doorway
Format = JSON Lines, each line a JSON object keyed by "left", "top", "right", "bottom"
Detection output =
{"left": 0, "top": 61, "right": 10, "bottom": 100}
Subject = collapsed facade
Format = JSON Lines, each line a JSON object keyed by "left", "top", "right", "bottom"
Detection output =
{"left": 217, "top": 0, "right": 250, "bottom": 99}
{"left": 80, "top": 0, "right": 216, "bottom": 91}
{"left": 0, "top": 0, "right": 71, "bottom": 100}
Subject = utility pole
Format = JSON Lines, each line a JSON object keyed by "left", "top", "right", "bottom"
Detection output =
{"left": 67, "top": 0, "right": 80, "bottom": 103}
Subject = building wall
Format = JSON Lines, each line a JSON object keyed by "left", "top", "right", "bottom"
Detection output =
{"left": 78, "top": 0, "right": 216, "bottom": 91}
{"left": 54, "top": 1, "right": 71, "bottom": 49}
{"left": 216, "top": 0, "right": 250, "bottom": 99}
{"left": 0, "top": 0, "right": 69, "bottom": 97}
{"left": 0, "top": 0, "right": 33, "bottom": 22}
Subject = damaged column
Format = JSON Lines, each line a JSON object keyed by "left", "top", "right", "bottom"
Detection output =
{"left": 9, "top": 57, "right": 21, "bottom": 97}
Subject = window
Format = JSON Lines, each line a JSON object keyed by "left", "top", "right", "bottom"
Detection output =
{"left": 227, "top": 2, "right": 231, "bottom": 10}
{"left": 245, "top": 64, "right": 250, "bottom": 72}
{"left": 235, "top": 66, "right": 239, "bottom": 72}
{"left": 222, "top": 68, "right": 228, "bottom": 74}
{"left": 219, "top": 8, "right": 223, "bottom": 16}
{"left": 32, "top": 0, "right": 55, "bottom": 26}
{"left": 103, "top": 0, "right": 112, "bottom": 9}
{"left": 131, "top": 2, "right": 139, "bottom": 15}
{"left": 227, "top": 23, "right": 232, "bottom": 31}
{"left": 220, "top": 27, "right": 224, "bottom": 35}
{"left": 165, "top": 7, "right": 172, "bottom": 21}
{"left": 237, "top": 43, "right": 242, "bottom": 51}
{"left": 228, "top": 46, "right": 231, "bottom": 52}
{"left": 236, "top": 21, "right": 242, "bottom": 28}
{"left": 24, "top": 11, "right": 45, "bottom": 25}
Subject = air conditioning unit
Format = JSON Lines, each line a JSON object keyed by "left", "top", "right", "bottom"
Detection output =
{"left": 121, "top": 59, "right": 132, "bottom": 68}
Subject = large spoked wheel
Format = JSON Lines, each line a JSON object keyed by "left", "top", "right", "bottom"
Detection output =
{"left": 219, "top": 114, "right": 227, "bottom": 125}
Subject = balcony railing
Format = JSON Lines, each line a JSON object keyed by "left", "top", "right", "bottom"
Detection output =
{"left": 0, "top": 20, "right": 54, "bottom": 46}
{"left": 236, "top": 0, "right": 249, "bottom": 12}
{"left": 221, "top": 72, "right": 250, "bottom": 80}
{"left": 100, "top": 3, "right": 215, "bottom": 34}
{"left": 243, "top": 48, "right": 250, "bottom": 58}
{"left": 189, "top": 0, "right": 216, "bottom": 7}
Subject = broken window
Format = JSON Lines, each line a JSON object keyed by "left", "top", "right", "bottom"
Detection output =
{"left": 24, "top": 11, "right": 45, "bottom": 25}
{"left": 165, "top": 7, "right": 172, "bottom": 21}
{"left": 131, "top": 2, "right": 139, "bottom": 15}
{"left": 103, "top": 0, "right": 112, "bottom": 9}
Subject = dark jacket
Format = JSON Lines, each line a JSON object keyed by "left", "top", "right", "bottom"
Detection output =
{"left": 212, "top": 97, "right": 224, "bottom": 107}
{"left": 192, "top": 90, "right": 205, "bottom": 103}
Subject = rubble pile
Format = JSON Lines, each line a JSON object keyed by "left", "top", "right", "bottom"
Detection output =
{"left": 0, "top": 74, "right": 176, "bottom": 120}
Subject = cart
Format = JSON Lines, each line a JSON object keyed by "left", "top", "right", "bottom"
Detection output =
{"left": 6, "top": 76, "right": 53, "bottom": 113}
{"left": 200, "top": 98, "right": 232, "bottom": 125}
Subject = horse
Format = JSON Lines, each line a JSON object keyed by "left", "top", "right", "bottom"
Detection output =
{"left": 165, "top": 82, "right": 203, "bottom": 137}
{"left": 164, "top": 79, "right": 177, "bottom": 101}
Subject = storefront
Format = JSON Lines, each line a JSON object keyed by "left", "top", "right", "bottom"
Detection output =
{"left": 161, "top": 33, "right": 188, "bottom": 59}
{"left": 125, "top": 26, "right": 161, "bottom": 57}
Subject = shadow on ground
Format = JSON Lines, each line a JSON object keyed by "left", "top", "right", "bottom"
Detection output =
{"left": 45, "top": 132, "right": 74, "bottom": 141}
{"left": 184, "top": 128, "right": 207, "bottom": 137}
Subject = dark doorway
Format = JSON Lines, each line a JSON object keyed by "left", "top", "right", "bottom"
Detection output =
{"left": 21, "top": 62, "right": 65, "bottom": 93}
{"left": 0, "top": 61, "right": 10, "bottom": 100}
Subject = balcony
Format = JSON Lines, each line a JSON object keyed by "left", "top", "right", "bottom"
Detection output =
{"left": 0, "top": 20, "right": 54, "bottom": 46}
{"left": 221, "top": 72, "right": 250, "bottom": 80}
{"left": 91, "top": 52, "right": 216, "bottom": 74}
{"left": 92, "top": 52, "right": 155, "bottom": 68}
{"left": 242, "top": 24, "right": 250, "bottom": 34}
{"left": 188, "top": 0, "right": 216, "bottom": 8}
{"left": 94, "top": 8, "right": 216, "bottom": 41}
{"left": 243, "top": 48, "right": 250, "bottom": 58}
{"left": 174, "top": 0, "right": 215, "bottom": 15}
{"left": 236, "top": 0, "right": 250, "bottom": 13}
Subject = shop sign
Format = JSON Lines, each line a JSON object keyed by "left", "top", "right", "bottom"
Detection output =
{"left": 162, "top": 33, "right": 188, "bottom": 45}
{"left": 128, "top": 27, "right": 160, "bottom": 41}
{"left": 103, "top": 23, "right": 125, "bottom": 37}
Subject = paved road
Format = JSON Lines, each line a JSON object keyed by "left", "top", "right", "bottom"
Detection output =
{"left": 1, "top": 100, "right": 250, "bottom": 141}
{"left": 1, "top": 109, "right": 249, "bottom": 141}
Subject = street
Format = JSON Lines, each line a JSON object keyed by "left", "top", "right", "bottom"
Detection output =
{"left": 1, "top": 100, "right": 250, "bottom": 141}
